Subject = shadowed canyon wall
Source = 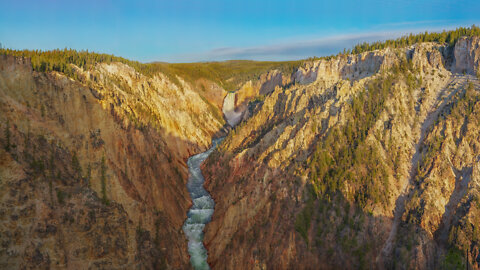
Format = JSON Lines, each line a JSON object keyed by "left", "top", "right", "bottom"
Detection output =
{"left": 0, "top": 55, "right": 227, "bottom": 269}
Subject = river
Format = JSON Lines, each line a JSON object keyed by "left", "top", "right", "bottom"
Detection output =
{"left": 182, "top": 138, "right": 224, "bottom": 270}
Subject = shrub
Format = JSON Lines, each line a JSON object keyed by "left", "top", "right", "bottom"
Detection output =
{"left": 295, "top": 200, "right": 313, "bottom": 244}
{"left": 56, "top": 189, "right": 65, "bottom": 204}
{"left": 100, "top": 155, "right": 109, "bottom": 205}
{"left": 442, "top": 247, "right": 465, "bottom": 270}
{"left": 71, "top": 152, "right": 82, "bottom": 177}
{"left": 4, "top": 120, "right": 10, "bottom": 152}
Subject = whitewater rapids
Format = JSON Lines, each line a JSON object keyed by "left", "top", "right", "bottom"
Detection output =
{"left": 183, "top": 138, "right": 223, "bottom": 270}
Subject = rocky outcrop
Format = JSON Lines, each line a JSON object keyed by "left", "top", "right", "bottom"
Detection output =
{"left": 293, "top": 48, "right": 398, "bottom": 85}
{"left": 396, "top": 74, "right": 480, "bottom": 269}
{"left": 453, "top": 36, "right": 480, "bottom": 74}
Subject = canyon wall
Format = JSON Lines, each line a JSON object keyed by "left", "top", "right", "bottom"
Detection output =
{"left": 0, "top": 55, "right": 226, "bottom": 269}
{"left": 203, "top": 37, "right": 480, "bottom": 269}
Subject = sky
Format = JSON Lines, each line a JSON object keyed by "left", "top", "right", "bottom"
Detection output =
{"left": 0, "top": 0, "right": 479, "bottom": 63}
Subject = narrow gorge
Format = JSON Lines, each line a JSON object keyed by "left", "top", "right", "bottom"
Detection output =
{"left": 182, "top": 89, "right": 242, "bottom": 269}
{"left": 183, "top": 137, "right": 223, "bottom": 270}
{"left": 1, "top": 27, "right": 480, "bottom": 269}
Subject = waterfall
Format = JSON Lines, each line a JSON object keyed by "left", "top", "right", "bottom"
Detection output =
{"left": 222, "top": 92, "right": 242, "bottom": 127}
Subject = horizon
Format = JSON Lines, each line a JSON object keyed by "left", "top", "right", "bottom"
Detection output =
{"left": 1, "top": 0, "right": 479, "bottom": 63}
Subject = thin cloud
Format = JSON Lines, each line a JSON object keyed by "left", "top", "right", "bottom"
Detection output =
{"left": 166, "top": 23, "right": 479, "bottom": 62}
{"left": 207, "top": 32, "right": 394, "bottom": 58}
{"left": 172, "top": 31, "right": 403, "bottom": 62}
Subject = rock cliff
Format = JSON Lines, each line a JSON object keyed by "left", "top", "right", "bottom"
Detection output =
{"left": 0, "top": 55, "right": 226, "bottom": 269}
{"left": 203, "top": 37, "right": 480, "bottom": 269}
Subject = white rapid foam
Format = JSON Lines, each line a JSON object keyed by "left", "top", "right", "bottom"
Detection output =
{"left": 222, "top": 92, "right": 243, "bottom": 127}
{"left": 183, "top": 138, "right": 224, "bottom": 270}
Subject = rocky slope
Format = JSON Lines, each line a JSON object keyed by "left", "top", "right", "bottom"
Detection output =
{"left": 0, "top": 55, "right": 228, "bottom": 269}
{"left": 203, "top": 36, "right": 480, "bottom": 269}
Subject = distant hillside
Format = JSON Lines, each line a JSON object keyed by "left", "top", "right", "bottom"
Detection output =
{"left": 0, "top": 48, "right": 303, "bottom": 91}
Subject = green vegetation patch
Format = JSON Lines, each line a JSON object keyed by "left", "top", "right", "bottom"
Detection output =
{"left": 308, "top": 68, "right": 414, "bottom": 209}
{"left": 442, "top": 247, "right": 465, "bottom": 270}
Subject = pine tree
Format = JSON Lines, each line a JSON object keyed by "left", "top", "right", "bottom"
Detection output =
{"left": 4, "top": 120, "right": 11, "bottom": 152}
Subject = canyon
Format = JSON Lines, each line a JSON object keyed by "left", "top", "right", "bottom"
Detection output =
{"left": 0, "top": 32, "right": 480, "bottom": 269}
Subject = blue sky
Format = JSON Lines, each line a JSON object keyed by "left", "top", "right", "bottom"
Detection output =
{"left": 0, "top": 0, "right": 479, "bottom": 62}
